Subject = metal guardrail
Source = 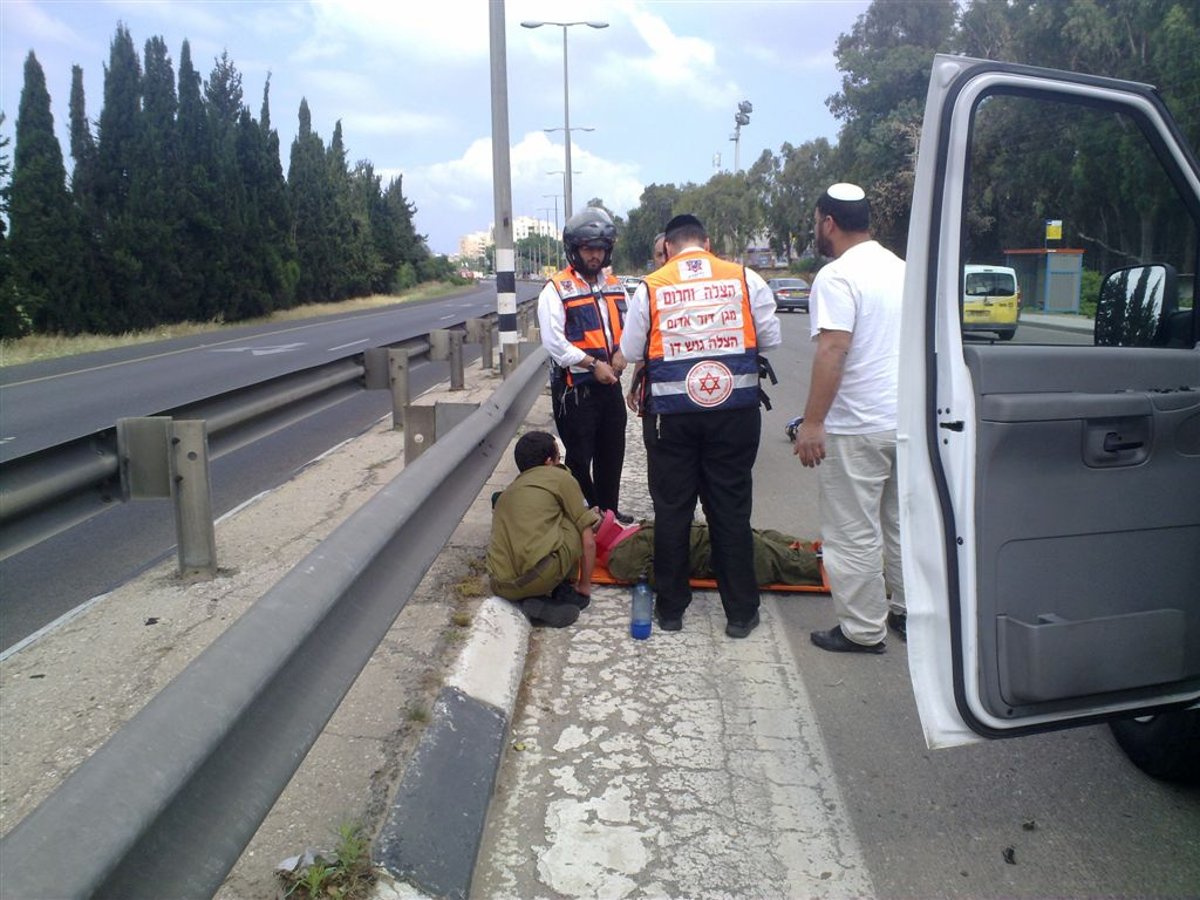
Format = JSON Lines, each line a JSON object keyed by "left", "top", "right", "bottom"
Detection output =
{"left": 0, "top": 304, "right": 538, "bottom": 561}
{"left": 0, "top": 346, "right": 550, "bottom": 899}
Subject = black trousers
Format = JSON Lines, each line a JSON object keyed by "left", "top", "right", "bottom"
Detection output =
{"left": 551, "top": 376, "right": 627, "bottom": 512}
{"left": 643, "top": 404, "right": 761, "bottom": 625}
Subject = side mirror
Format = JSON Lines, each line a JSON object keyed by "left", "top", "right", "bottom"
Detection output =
{"left": 1093, "top": 264, "right": 1178, "bottom": 347}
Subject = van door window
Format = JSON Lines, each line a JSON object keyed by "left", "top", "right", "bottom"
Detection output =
{"left": 963, "top": 93, "right": 1197, "bottom": 347}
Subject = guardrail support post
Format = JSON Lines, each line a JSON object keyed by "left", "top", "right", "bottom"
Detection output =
{"left": 482, "top": 325, "right": 495, "bottom": 370}
{"left": 404, "top": 405, "right": 435, "bottom": 461}
{"left": 430, "top": 329, "right": 450, "bottom": 361}
{"left": 170, "top": 420, "right": 217, "bottom": 580}
{"left": 448, "top": 331, "right": 465, "bottom": 391}
{"left": 388, "top": 349, "right": 411, "bottom": 430}
{"left": 467, "top": 318, "right": 494, "bottom": 371}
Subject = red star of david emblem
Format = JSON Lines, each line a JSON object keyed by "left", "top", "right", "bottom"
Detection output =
{"left": 698, "top": 373, "right": 722, "bottom": 395}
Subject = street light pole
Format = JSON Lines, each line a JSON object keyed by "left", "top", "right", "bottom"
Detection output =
{"left": 521, "top": 19, "right": 608, "bottom": 220}
{"left": 542, "top": 193, "right": 561, "bottom": 266}
{"left": 537, "top": 206, "right": 555, "bottom": 276}
{"left": 490, "top": 0, "right": 519, "bottom": 375}
{"left": 546, "top": 143, "right": 589, "bottom": 214}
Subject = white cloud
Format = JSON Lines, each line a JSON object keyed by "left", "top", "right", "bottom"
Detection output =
{"left": 307, "top": 0, "right": 491, "bottom": 64}
{"left": 343, "top": 109, "right": 451, "bottom": 137}
{"left": 610, "top": 2, "right": 737, "bottom": 108}
{"left": 3, "top": 0, "right": 91, "bottom": 51}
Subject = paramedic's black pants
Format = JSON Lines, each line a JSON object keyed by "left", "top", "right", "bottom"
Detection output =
{"left": 551, "top": 377, "right": 627, "bottom": 513}
{"left": 643, "top": 404, "right": 761, "bottom": 626}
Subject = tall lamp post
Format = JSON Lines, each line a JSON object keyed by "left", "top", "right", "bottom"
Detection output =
{"left": 546, "top": 140, "right": 590, "bottom": 214}
{"left": 547, "top": 168, "right": 581, "bottom": 218}
{"left": 542, "top": 193, "right": 562, "bottom": 266}
{"left": 521, "top": 19, "right": 608, "bottom": 219}
{"left": 538, "top": 206, "right": 556, "bottom": 275}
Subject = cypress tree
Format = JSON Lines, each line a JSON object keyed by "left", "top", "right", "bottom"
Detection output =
{"left": 176, "top": 39, "right": 217, "bottom": 321}
{"left": 204, "top": 51, "right": 247, "bottom": 319}
{"left": 257, "top": 77, "right": 298, "bottom": 310}
{"left": 67, "top": 64, "right": 112, "bottom": 329}
{"left": 0, "top": 116, "right": 20, "bottom": 338}
{"left": 288, "top": 98, "right": 334, "bottom": 303}
{"left": 96, "top": 24, "right": 143, "bottom": 328}
{"left": 8, "top": 52, "right": 89, "bottom": 334}
{"left": 131, "top": 36, "right": 184, "bottom": 324}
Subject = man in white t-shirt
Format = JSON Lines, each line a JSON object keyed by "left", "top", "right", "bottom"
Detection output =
{"left": 793, "top": 183, "right": 906, "bottom": 653}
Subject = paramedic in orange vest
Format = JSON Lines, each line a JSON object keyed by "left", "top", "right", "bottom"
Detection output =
{"left": 612, "top": 214, "right": 781, "bottom": 638}
{"left": 536, "top": 207, "right": 632, "bottom": 522}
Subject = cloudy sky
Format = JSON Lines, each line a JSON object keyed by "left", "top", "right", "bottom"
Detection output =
{"left": 1, "top": 0, "right": 871, "bottom": 255}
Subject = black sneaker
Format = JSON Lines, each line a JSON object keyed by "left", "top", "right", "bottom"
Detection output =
{"left": 613, "top": 510, "right": 635, "bottom": 525}
{"left": 887, "top": 610, "right": 907, "bottom": 642}
{"left": 810, "top": 624, "right": 885, "bottom": 654}
{"left": 725, "top": 611, "right": 761, "bottom": 639}
{"left": 523, "top": 596, "right": 579, "bottom": 628}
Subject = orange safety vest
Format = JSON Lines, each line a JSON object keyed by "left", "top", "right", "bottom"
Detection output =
{"left": 551, "top": 267, "right": 627, "bottom": 386}
{"left": 643, "top": 249, "right": 759, "bottom": 414}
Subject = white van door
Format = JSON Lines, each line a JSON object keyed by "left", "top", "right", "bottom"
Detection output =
{"left": 898, "top": 55, "right": 1200, "bottom": 777}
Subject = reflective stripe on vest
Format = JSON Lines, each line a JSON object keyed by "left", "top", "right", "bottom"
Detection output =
{"left": 644, "top": 251, "right": 759, "bottom": 413}
{"left": 552, "top": 268, "right": 627, "bottom": 386}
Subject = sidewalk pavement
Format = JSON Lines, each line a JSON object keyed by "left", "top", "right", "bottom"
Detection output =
{"left": 1018, "top": 310, "right": 1094, "bottom": 332}
{"left": 372, "top": 391, "right": 875, "bottom": 899}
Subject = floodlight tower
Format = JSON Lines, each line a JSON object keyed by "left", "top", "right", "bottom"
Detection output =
{"left": 730, "top": 100, "right": 752, "bottom": 172}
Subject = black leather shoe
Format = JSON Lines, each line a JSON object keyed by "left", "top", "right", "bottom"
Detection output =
{"left": 552, "top": 581, "right": 590, "bottom": 610}
{"left": 656, "top": 612, "right": 683, "bottom": 631}
{"left": 810, "top": 624, "right": 885, "bottom": 654}
{"left": 887, "top": 610, "right": 907, "bottom": 642}
{"left": 725, "top": 611, "right": 760, "bottom": 639}
{"left": 613, "top": 510, "right": 635, "bottom": 525}
{"left": 523, "top": 596, "right": 579, "bottom": 628}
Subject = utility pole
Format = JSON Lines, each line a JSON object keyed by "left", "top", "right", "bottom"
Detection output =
{"left": 489, "top": 0, "right": 518, "bottom": 374}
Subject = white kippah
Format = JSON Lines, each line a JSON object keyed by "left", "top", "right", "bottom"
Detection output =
{"left": 826, "top": 182, "right": 866, "bottom": 201}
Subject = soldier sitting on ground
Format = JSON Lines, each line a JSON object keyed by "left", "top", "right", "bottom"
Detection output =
{"left": 486, "top": 431, "right": 598, "bottom": 628}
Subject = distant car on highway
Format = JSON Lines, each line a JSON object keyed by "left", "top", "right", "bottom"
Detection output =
{"left": 767, "top": 277, "right": 810, "bottom": 313}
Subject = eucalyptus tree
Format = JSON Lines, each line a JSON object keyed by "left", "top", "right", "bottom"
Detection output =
{"left": 828, "top": 0, "right": 956, "bottom": 250}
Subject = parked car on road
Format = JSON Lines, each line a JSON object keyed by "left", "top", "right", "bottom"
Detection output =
{"left": 767, "top": 277, "right": 810, "bottom": 312}
{"left": 961, "top": 264, "right": 1020, "bottom": 341}
{"left": 620, "top": 276, "right": 642, "bottom": 297}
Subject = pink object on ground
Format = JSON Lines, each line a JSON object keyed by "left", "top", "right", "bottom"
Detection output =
{"left": 594, "top": 510, "right": 640, "bottom": 566}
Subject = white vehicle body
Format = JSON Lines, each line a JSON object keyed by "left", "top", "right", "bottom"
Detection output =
{"left": 899, "top": 55, "right": 1199, "bottom": 779}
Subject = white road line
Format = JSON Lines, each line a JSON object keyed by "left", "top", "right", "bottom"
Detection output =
{"left": 327, "top": 339, "right": 370, "bottom": 352}
{"left": 0, "top": 591, "right": 114, "bottom": 663}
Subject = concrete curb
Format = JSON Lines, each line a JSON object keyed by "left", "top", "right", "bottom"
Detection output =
{"left": 373, "top": 596, "right": 530, "bottom": 899}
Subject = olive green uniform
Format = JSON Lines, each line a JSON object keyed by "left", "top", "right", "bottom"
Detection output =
{"left": 487, "top": 464, "right": 600, "bottom": 601}
{"left": 607, "top": 522, "right": 821, "bottom": 587}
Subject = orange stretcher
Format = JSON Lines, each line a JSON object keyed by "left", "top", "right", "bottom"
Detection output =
{"left": 589, "top": 557, "right": 830, "bottom": 594}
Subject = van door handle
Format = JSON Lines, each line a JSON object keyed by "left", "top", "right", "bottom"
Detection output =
{"left": 1103, "top": 432, "right": 1143, "bottom": 453}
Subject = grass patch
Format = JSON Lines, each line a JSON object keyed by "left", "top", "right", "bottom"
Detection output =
{"left": 405, "top": 704, "right": 430, "bottom": 723}
{"left": 0, "top": 283, "right": 467, "bottom": 367}
{"left": 277, "top": 821, "right": 375, "bottom": 900}
{"left": 451, "top": 610, "right": 473, "bottom": 628}
{"left": 451, "top": 573, "right": 489, "bottom": 601}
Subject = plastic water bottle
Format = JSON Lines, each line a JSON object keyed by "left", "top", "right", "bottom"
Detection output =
{"left": 630, "top": 579, "right": 653, "bottom": 640}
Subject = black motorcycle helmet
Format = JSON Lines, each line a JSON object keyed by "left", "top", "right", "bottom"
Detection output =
{"left": 563, "top": 207, "right": 616, "bottom": 275}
